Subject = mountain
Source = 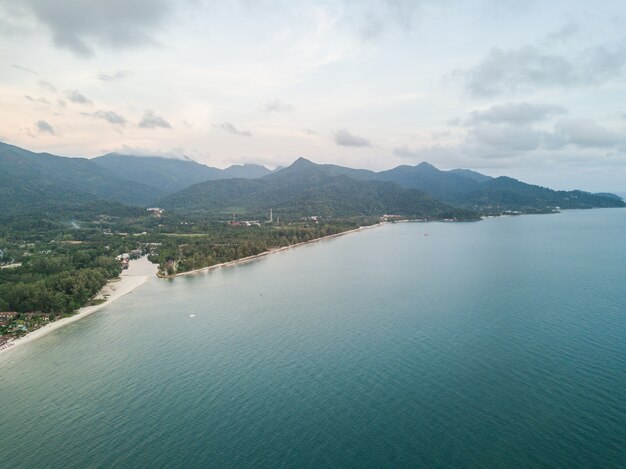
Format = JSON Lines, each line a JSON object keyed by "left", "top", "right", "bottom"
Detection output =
{"left": 2, "top": 142, "right": 622, "bottom": 220}
{"left": 448, "top": 168, "right": 493, "bottom": 183}
{"left": 376, "top": 162, "right": 483, "bottom": 203}
{"left": 160, "top": 158, "right": 478, "bottom": 220}
{"left": 93, "top": 154, "right": 273, "bottom": 192}
{"left": 93, "top": 153, "right": 225, "bottom": 193}
{"left": 594, "top": 192, "right": 623, "bottom": 201}
{"left": 0, "top": 142, "right": 159, "bottom": 216}
{"left": 223, "top": 163, "right": 273, "bottom": 179}
{"left": 459, "top": 177, "right": 625, "bottom": 211}
{"left": 281, "top": 159, "right": 624, "bottom": 212}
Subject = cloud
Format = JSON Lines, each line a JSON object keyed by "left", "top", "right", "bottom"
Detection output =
{"left": 104, "top": 144, "right": 193, "bottom": 160}
{"left": 260, "top": 99, "right": 294, "bottom": 113}
{"left": 92, "top": 110, "right": 127, "bottom": 125}
{"left": 544, "top": 21, "right": 580, "bottom": 44}
{"left": 9, "top": 0, "right": 171, "bottom": 57}
{"left": 11, "top": 63, "right": 38, "bottom": 74}
{"left": 554, "top": 118, "right": 624, "bottom": 148}
{"left": 215, "top": 122, "right": 252, "bottom": 137}
{"left": 461, "top": 44, "right": 626, "bottom": 96}
{"left": 468, "top": 123, "right": 547, "bottom": 152}
{"left": 24, "top": 95, "right": 51, "bottom": 106}
{"left": 302, "top": 128, "right": 318, "bottom": 135}
{"left": 97, "top": 70, "right": 131, "bottom": 81}
{"left": 393, "top": 145, "right": 419, "bottom": 159}
{"left": 139, "top": 110, "right": 172, "bottom": 129}
{"left": 342, "top": 0, "right": 421, "bottom": 41}
{"left": 463, "top": 118, "right": 625, "bottom": 156}
{"left": 466, "top": 102, "right": 568, "bottom": 125}
{"left": 65, "top": 90, "right": 92, "bottom": 105}
{"left": 38, "top": 80, "right": 56, "bottom": 92}
{"left": 35, "top": 120, "right": 54, "bottom": 134}
{"left": 334, "top": 129, "right": 371, "bottom": 147}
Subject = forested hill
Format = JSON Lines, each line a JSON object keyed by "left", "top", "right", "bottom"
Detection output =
{"left": 1, "top": 142, "right": 623, "bottom": 219}
{"left": 92, "top": 154, "right": 272, "bottom": 193}
{"left": 159, "top": 158, "right": 479, "bottom": 220}
{"left": 458, "top": 176, "right": 625, "bottom": 211}
{"left": 0, "top": 142, "right": 159, "bottom": 215}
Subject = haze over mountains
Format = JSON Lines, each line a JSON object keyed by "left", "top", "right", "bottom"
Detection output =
{"left": 0, "top": 142, "right": 623, "bottom": 221}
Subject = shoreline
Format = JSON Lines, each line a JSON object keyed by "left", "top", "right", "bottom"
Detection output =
{"left": 160, "top": 222, "right": 384, "bottom": 278}
{"left": 0, "top": 257, "right": 155, "bottom": 357}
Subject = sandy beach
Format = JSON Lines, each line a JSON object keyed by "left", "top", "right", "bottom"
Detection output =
{"left": 165, "top": 222, "right": 383, "bottom": 278}
{"left": 1, "top": 226, "right": 379, "bottom": 355}
{"left": 0, "top": 256, "right": 156, "bottom": 357}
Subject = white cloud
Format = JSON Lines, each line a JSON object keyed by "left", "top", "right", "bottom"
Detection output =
{"left": 92, "top": 110, "right": 127, "bottom": 126}
{"left": 334, "top": 129, "right": 371, "bottom": 147}
{"left": 4, "top": 0, "right": 173, "bottom": 57}
{"left": 461, "top": 44, "right": 626, "bottom": 96}
{"left": 35, "top": 120, "right": 54, "bottom": 134}
{"left": 139, "top": 110, "right": 172, "bottom": 129}
{"left": 260, "top": 99, "right": 294, "bottom": 113}
{"left": 65, "top": 90, "right": 92, "bottom": 105}
{"left": 554, "top": 118, "right": 624, "bottom": 148}
{"left": 215, "top": 122, "right": 252, "bottom": 137}
{"left": 466, "top": 102, "right": 568, "bottom": 126}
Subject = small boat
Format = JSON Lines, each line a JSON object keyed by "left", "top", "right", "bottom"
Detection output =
{"left": 188, "top": 314, "right": 196, "bottom": 318}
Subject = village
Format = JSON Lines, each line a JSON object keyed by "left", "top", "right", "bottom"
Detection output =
{"left": 0, "top": 311, "right": 51, "bottom": 351}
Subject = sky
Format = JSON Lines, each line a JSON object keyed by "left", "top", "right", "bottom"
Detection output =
{"left": 1, "top": 0, "right": 625, "bottom": 192}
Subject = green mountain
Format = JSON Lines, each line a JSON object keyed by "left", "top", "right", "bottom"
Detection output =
{"left": 223, "top": 163, "right": 273, "bottom": 179}
{"left": 0, "top": 142, "right": 159, "bottom": 216}
{"left": 376, "top": 162, "right": 483, "bottom": 203}
{"left": 160, "top": 158, "right": 478, "bottom": 220}
{"left": 93, "top": 154, "right": 272, "bottom": 193}
{"left": 459, "top": 177, "right": 625, "bottom": 212}
{"left": 93, "top": 153, "right": 225, "bottom": 193}
{"left": 2, "top": 142, "right": 622, "bottom": 221}
{"left": 292, "top": 160, "right": 624, "bottom": 212}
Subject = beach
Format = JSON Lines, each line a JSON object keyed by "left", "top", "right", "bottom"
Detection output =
{"left": 1, "top": 226, "right": 379, "bottom": 355}
{"left": 0, "top": 256, "right": 156, "bottom": 357}
{"left": 163, "top": 222, "right": 383, "bottom": 278}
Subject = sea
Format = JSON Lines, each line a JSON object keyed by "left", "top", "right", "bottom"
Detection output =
{"left": 1, "top": 209, "right": 624, "bottom": 468}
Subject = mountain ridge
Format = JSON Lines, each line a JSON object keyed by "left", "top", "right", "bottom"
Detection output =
{"left": 1, "top": 142, "right": 623, "bottom": 220}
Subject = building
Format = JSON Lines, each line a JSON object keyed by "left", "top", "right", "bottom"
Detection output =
{"left": 0, "top": 312, "right": 18, "bottom": 322}
{"left": 147, "top": 208, "right": 165, "bottom": 217}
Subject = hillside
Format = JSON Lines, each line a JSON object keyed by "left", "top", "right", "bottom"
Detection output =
{"left": 272, "top": 159, "right": 624, "bottom": 212}
{"left": 376, "top": 162, "right": 484, "bottom": 203}
{"left": 2, "top": 142, "right": 622, "bottom": 221}
{"left": 0, "top": 142, "right": 159, "bottom": 216}
{"left": 459, "top": 177, "right": 625, "bottom": 212}
{"left": 93, "top": 154, "right": 273, "bottom": 194}
{"left": 160, "top": 158, "right": 478, "bottom": 220}
{"left": 223, "top": 163, "right": 273, "bottom": 179}
{"left": 93, "top": 154, "right": 225, "bottom": 193}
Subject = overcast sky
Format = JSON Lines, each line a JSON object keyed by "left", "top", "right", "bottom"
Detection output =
{"left": 1, "top": 0, "right": 625, "bottom": 191}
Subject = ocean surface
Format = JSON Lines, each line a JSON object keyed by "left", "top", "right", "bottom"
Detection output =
{"left": 1, "top": 209, "right": 625, "bottom": 468}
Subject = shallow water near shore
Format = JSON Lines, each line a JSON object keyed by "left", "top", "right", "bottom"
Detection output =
{"left": 1, "top": 209, "right": 625, "bottom": 468}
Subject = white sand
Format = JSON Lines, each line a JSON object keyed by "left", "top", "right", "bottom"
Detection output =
{"left": 0, "top": 256, "right": 156, "bottom": 357}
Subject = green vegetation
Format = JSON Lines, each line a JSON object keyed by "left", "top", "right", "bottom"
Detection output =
{"left": 159, "top": 158, "right": 480, "bottom": 221}
{"left": 151, "top": 218, "right": 374, "bottom": 275}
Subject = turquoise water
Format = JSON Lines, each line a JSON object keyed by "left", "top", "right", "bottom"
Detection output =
{"left": 1, "top": 209, "right": 625, "bottom": 468}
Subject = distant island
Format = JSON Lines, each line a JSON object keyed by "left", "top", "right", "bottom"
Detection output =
{"left": 0, "top": 141, "right": 623, "bottom": 349}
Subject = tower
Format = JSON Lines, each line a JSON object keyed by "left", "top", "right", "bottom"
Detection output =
{"left": 269, "top": 208, "right": 273, "bottom": 223}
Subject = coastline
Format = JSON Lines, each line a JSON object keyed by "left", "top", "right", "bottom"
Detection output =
{"left": 161, "top": 222, "right": 384, "bottom": 278}
{"left": 0, "top": 257, "right": 156, "bottom": 357}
